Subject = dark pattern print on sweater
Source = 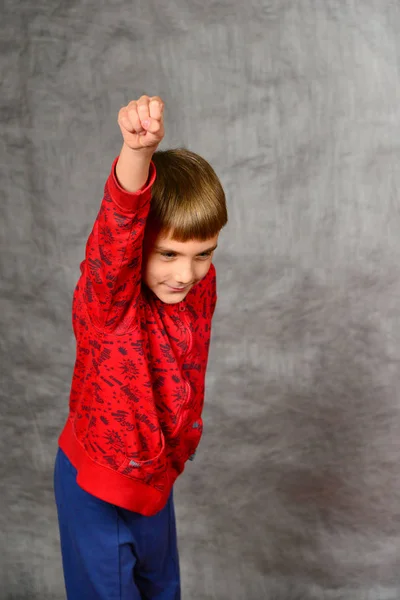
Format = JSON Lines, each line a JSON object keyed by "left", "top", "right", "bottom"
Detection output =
{"left": 59, "top": 158, "right": 217, "bottom": 514}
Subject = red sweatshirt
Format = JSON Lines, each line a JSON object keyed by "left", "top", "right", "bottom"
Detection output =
{"left": 58, "top": 158, "right": 217, "bottom": 516}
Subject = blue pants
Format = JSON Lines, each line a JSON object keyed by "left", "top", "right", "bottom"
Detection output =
{"left": 53, "top": 448, "right": 180, "bottom": 600}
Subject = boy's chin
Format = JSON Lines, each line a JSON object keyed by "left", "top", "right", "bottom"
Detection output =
{"left": 155, "top": 291, "right": 188, "bottom": 304}
{"left": 152, "top": 285, "right": 190, "bottom": 304}
{"left": 143, "top": 281, "right": 192, "bottom": 304}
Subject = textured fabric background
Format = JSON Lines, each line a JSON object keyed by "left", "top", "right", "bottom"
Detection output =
{"left": 2, "top": 1, "right": 400, "bottom": 598}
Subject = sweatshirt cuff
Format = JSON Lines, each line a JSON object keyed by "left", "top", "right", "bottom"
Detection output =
{"left": 107, "top": 156, "right": 157, "bottom": 212}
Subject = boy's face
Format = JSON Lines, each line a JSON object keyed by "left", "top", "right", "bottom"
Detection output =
{"left": 142, "top": 230, "right": 219, "bottom": 304}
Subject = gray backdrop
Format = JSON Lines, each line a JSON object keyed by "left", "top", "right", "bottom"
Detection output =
{"left": 2, "top": 1, "right": 400, "bottom": 598}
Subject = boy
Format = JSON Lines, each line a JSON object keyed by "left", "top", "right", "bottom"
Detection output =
{"left": 53, "top": 95, "right": 228, "bottom": 600}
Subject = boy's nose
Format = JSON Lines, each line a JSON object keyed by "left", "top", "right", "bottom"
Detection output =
{"left": 175, "top": 264, "right": 194, "bottom": 285}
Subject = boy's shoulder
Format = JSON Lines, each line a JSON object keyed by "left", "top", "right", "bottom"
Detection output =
{"left": 198, "top": 262, "right": 216, "bottom": 290}
{"left": 185, "top": 263, "right": 216, "bottom": 307}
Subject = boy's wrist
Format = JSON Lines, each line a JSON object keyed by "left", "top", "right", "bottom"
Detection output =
{"left": 121, "top": 142, "right": 156, "bottom": 160}
{"left": 116, "top": 143, "right": 156, "bottom": 193}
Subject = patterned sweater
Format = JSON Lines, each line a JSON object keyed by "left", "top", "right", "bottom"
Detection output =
{"left": 58, "top": 158, "right": 217, "bottom": 516}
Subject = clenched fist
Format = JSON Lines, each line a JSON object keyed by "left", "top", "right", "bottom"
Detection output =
{"left": 118, "top": 95, "right": 165, "bottom": 151}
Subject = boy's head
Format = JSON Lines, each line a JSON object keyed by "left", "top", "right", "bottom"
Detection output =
{"left": 142, "top": 148, "right": 227, "bottom": 304}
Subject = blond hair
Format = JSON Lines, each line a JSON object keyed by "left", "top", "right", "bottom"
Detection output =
{"left": 148, "top": 149, "right": 227, "bottom": 241}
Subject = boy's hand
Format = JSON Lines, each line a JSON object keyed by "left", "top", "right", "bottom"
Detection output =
{"left": 118, "top": 96, "right": 164, "bottom": 152}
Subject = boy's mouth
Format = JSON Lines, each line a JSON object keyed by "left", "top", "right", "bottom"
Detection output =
{"left": 165, "top": 284, "right": 189, "bottom": 292}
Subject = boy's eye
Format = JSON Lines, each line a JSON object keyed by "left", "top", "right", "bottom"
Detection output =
{"left": 159, "top": 251, "right": 213, "bottom": 260}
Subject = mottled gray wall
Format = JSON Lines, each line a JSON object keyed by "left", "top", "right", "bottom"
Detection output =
{"left": 2, "top": 1, "right": 400, "bottom": 598}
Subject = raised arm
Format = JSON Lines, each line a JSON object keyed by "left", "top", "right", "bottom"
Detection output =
{"left": 79, "top": 96, "right": 165, "bottom": 331}
{"left": 116, "top": 96, "right": 164, "bottom": 192}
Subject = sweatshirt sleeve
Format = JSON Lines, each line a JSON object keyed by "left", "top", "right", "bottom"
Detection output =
{"left": 79, "top": 157, "right": 156, "bottom": 330}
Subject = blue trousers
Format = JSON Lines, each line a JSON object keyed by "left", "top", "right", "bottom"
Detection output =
{"left": 53, "top": 448, "right": 180, "bottom": 600}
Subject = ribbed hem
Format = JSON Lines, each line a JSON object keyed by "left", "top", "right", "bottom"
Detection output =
{"left": 58, "top": 419, "right": 170, "bottom": 516}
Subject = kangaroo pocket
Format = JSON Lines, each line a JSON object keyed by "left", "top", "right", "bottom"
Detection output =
{"left": 116, "top": 404, "right": 167, "bottom": 485}
{"left": 74, "top": 399, "right": 166, "bottom": 479}
{"left": 156, "top": 378, "right": 192, "bottom": 439}
{"left": 117, "top": 432, "right": 167, "bottom": 489}
{"left": 156, "top": 378, "right": 203, "bottom": 457}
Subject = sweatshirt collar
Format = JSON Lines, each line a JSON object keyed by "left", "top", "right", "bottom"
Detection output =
{"left": 142, "top": 285, "right": 189, "bottom": 314}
